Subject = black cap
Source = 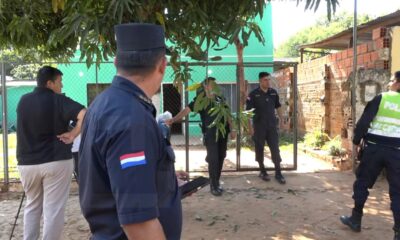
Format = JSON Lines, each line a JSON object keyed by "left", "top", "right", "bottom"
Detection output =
{"left": 114, "top": 23, "right": 168, "bottom": 53}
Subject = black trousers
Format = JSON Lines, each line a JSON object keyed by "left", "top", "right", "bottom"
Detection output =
{"left": 73, "top": 152, "right": 79, "bottom": 181}
{"left": 253, "top": 125, "right": 282, "bottom": 172}
{"left": 353, "top": 142, "right": 400, "bottom": 229}
{"left": 204, "top": 131, "right": 228, "bottom": 188}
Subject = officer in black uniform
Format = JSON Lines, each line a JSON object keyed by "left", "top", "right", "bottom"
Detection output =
{"left": 167, "top": 77, "right": 235, "bottom": 196}
{"left": 79, "top": 23, "right": 182, "bottom": 240}
{"left": 246, "top": 72, "right": 286, "bottom": 184}
{"left": 340, "top": 71, "right": 400, "bottom": 240}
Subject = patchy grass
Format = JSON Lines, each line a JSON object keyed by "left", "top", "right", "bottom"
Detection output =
{"left": 0, "top": 133, "right": 19, "bottom": 180}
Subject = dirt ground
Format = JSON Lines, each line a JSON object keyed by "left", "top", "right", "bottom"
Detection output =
{"left": 0, "top": 153, "right": 394, "bottom": 240}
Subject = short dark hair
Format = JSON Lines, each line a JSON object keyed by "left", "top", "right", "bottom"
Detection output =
{"left": 196, "top": 77, "right": 216, "bottom": 95}
{"left": 37, "top": 66, "right": 63, "bottom": 87}
{"left": 203, "top": 77, "right": 216, "bottom": 85}
{"left": 258, "top": 72, "right": 270, "bottom": 79}
{"left": 116, "top": 48, "right": 165, "bottom": 76}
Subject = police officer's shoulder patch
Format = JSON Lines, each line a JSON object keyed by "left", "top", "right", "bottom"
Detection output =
{"left": 119, "top": 151, "right": 147, "bottom": 169}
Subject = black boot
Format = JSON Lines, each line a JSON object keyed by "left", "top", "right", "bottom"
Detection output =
{"left": 210, "top": 184, "right": 222, "bottom": 196}
{"left": 259, "top": 171, "right": 270, "bottom": 181}
{"left": 274, "top": 164, "right": 286, "bottom": 184}
{"left": 340, "top": 210, "right": 362, "bottom": 232}
{"left": 394, "top": 227, "right": 400, "bottom": 240}
{"left": 258, "top": 160, "right": 270, "bottom": 181}
{"left": 275, "top": 173, "right": 286, "bottom": 184}
{"left": 216, "top": 184, "right": 224, "bottom": 193}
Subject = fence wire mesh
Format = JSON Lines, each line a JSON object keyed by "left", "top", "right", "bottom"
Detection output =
{"left": 0, "top": 61, "right": 298, "bottom": 187}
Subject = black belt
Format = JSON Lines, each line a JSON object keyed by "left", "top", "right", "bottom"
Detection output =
{"left": 366, "top": 140, "right": 400, "bottom": 150}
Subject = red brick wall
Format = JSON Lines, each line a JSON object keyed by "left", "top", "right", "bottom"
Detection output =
{"left": 273, "top": 68, "right": 292, "bottom": 131}
{"left": 274, "top": 27, "right": 391, "bottom": 150}
{"left": 297, "top": 59, "right": 328, "bottom": 134}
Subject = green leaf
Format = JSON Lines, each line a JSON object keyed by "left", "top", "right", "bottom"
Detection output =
{"left": 156, "top": 12, "right": 165, "bottom": 26}
{"left": 52, "top": 0, "right": 58, "bottom": 13}
{"left": 187, "top": 83, "right": 201, "bottom": 91}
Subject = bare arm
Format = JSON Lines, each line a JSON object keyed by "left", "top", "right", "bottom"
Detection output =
{"left": 277, "top": 107, "right": 283, "bottom": 121}
{"left": 168, "top": 106, "right": 191, "bottom": 124}
{"left": 245, "top": 92, "right": 254, "bottom": 136}
{"left": 276, "top": 107, "right": 284, "bottom": 128}
{"left": 228, "top": 115, "right": 236, "bottom": 139}
{"left": 247, "top": 118, "right": 254, "bottom": 136}
{"left": 57, "top": 108, "right": 87, "bottom": 144}
{"left": 122, "top": 218, "right": 166, "bottom": 240}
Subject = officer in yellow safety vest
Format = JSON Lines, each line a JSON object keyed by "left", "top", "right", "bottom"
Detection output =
{"left": 340, "top": 71, "right": 400, "bottom": 240}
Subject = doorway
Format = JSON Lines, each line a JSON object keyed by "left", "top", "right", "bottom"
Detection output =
{"left": 162, "top": 83, "right": 182, "bottom": 134}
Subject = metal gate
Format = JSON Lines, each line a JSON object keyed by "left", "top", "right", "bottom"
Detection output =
{"left": 0, "top": 61, "right": 298, "bottom": 189}
{"left": 164, "top": 61, "right": 299, "bottom": 173}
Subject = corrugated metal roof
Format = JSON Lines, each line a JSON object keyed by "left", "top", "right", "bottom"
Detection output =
{"left": 299, "top": 10, "right": 400, "bottom": 50}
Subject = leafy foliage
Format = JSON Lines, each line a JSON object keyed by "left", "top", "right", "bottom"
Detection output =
{"left": 275, "top": 12, "right": 371, "bottom": 59}
{"left": 304, "top": 130, "right": 329, "bottom": 149}
{"left": 322, "top": 136, "right": 347, "bottom": 157}
{"left": 0, "top": 49, "right": 45, "bottom": 77}
{"left": 299, "top": 0, "right": 338, "bottom": 20}
{"left": 0, "top": 0, "right": 338, "bottom": 137}
{"left": 10, "top": 64, "right": 43, "bottom": 80}
{"left": 0, "top": 0, "right": 269, "bottom": 69}
{"left": 304, "top": 131, "right": 346, "bottom": 156}
{"left": 187, "top": 81, "right": 254, "bottom": 139}
{"left": 1, "top": 0, "right": 338, "bottom": 67}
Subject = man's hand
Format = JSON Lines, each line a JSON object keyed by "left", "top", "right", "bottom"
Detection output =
{"left": 355, "top": 144, "right": 360, "bottom": 152}
{"left": 164, "top": 119, "right": 174, "bottom": 126}
{"left": 176, "top": 170, "right": 189, "bottom": 181}
{"left": 248, "top": 126, "right": 254, "bottom": 136}
{"left": 57, "top": 132, "right": 75, "bottom": 144}
{"left": 176, "top": 170, "right": 189, "bottom": 187}
{"left": 355, "top": 144, "right": 363, "bottom": 160}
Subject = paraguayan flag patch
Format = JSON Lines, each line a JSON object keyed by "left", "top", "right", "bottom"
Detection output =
{"left": 120, "top": 151, "right": 147, "bottom": 169}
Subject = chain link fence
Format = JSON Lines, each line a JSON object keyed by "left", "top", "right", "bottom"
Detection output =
{"left": 0, "top": 61, "right": 298, "bottom": 189}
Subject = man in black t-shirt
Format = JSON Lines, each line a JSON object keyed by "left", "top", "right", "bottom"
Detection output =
{"left": 246, "top": 72, "right": 286, "bottom": 184}
{"left": 17, "top": 66, "right": 86, "bottom": 240}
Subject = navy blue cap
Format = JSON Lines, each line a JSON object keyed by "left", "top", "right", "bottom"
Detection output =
{"left": 114, "top": 23, "right": 167, "bottom": 52}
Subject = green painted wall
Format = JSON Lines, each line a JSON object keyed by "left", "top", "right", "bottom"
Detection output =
{"left": 59, "top": 4, "right": 274, "bottom": 136}
{"left": 0, "top": 85, "right": 35, "bottom": 131}
{"left": 3, "top": 5, "right": 273, "bottom": 135}
{"left": 58, "top": 63, "right": 115, "bottom": 106}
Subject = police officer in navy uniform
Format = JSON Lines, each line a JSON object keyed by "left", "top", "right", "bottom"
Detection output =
{"left": 79, "top": 23, "right": 182, "bottom": 240}
{"left": 340, "top": 71, "right": 400, "bottom": 240}
{"left": 167, "top": 77, "right": 235, "bottom": 196}
{"left": 246, "top": 72, "right": 286, "bottom": 184}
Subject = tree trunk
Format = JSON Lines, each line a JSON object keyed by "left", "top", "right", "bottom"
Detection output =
{"left": 234, "top": 38, "right": 247, "bottom": 109}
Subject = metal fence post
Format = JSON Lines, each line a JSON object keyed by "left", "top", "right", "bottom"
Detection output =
{"left": 184, "top": 74, "right": 189, "bottom": 173}
{"left": 351, "top": 0, "right": 358, "bottom": 172}
{"left": 1, "top": 61, "right": 9, "bottom": 190}
{"left": 235, "top": 64, "right": 241, "bottom": 171}
{"left": 293, "top": 64, "right": 298, "bottom": 171}
{"left": 95, "top": 65, "right": 99, "bottom": 96}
